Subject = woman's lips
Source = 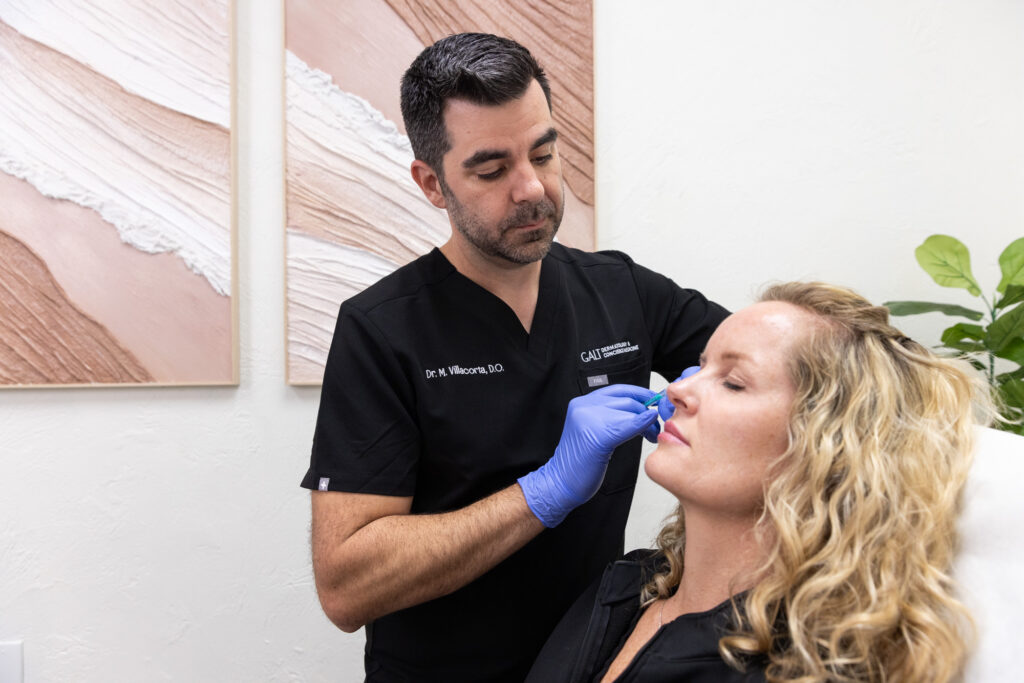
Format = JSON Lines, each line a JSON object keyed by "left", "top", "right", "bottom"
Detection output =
{"left": 659, "top": 422, "right": 689, "bottom": 446}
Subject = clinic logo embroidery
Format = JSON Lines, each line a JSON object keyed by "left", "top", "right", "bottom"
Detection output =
{"left": 318, "top": 477, "right": 330, "bottom": 491}
{"left": 424, "top": 362, "right": 505, "bottom": 380}
{"left": 579, "top": 340, "right": 640, "bottom": 363}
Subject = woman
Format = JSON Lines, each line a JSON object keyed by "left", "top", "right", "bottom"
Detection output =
{"left": 527, "top": 281, "right": 993, "bottom": 682}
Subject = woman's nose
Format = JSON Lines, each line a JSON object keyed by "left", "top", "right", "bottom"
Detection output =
{"left": 666, "top": 365, "right": 700, "bottom": 413}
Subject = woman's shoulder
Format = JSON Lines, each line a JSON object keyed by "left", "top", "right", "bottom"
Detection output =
{"left": 620, "top": 548, "right": 668, "bottom": 585}
{"left": 525, "top": 549, "right": 664, "bottom": 682}
{"left": 619, "top": 548, "right": 665, "bottom": 572}
{"left": 621, "top": 548, "right": 659, "bottom": 563}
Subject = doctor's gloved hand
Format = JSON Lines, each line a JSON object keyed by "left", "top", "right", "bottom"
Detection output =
{"left": 657, "top": 366, "right": 701, "bottom": 421}
{"left": 518, "top": 384, "right": 660, "bottom": 528}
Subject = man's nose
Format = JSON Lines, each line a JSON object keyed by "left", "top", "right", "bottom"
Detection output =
{"left": 510, "top": 163, "right": 545, "bottom": 204}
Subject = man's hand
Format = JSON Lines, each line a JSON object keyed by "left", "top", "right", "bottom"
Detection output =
{"left": 518, "top": 384, "right": 660, "bottom": 528}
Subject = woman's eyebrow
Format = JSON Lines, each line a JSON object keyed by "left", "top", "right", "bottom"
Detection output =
{"left": 700, "top": 350, "right": 751, "bottom": 365}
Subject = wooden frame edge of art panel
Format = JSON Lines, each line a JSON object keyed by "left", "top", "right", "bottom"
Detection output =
{"left": 0, "top": 0, "right": 239, "bottom": 390}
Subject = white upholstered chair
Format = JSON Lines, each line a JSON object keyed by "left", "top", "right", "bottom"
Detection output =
{"left": 956, "top": 426, "right": 1024, "bottom": 682}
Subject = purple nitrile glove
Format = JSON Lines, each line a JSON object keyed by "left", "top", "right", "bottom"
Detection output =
{"left": 518, "top": 384, "right": 659, "bottom": 528}
{"left": 657, "top": 365, "right": 701, "bottom": 421}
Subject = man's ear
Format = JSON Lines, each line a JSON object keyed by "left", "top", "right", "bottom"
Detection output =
{"left": 410, "top": 160, "right": 447, "bottom": 209}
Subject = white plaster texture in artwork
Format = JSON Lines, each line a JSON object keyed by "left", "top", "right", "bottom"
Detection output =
{"left": 0, "top": 0, "right": 230, "bottom": 127}
{"left": 285, "top": 50, "right": 449, "bottom": 381}
{"left": 286, "top": 230, "right": 398, "bottom": 379}
{"left": 287, "top": 51, "right": 413, "bottom": 170}
{"left": 285, "top": 50, "right": 447, "bottom": 258}
{"left": 0, "top": 15, "right": 232, "bottom": 296}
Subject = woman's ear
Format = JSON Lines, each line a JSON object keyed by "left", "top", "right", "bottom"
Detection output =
{"left": 410, "top": 160, "right": 447, "bottom": 209}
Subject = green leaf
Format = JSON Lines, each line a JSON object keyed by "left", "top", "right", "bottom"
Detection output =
{"left": 986, "top": 302, "right": 1024, "bottom": 354}
{"left": 883, "top": 301, "right": 985, "bottom": 320}
{"left": 945, "top": 342, "right": 988, "bottom": 354}
{"left": 1000, "top": 379, "right": 1024, "bottom": 411}
{"left": 966, "top": 356, "right": 989, "bottom": 373}
{"left": 995, "top": 284, "right": 1024, "bottom": 311}
{"left": 997, "top": 237, "right": 1024, "bottom": 293}
{"left": 995, "top": 337, "right": 1024, "bottom": 366}
{"left": 914, "top": 235, "right": 981, "bottom": 296}
{"left": 997, "top": 366, "right": 1024, "bottom": 383}
{"left": 940, "top": 323, "right": 987, "bottom": 353}
{"left": 941, "top": 323, "right": 985, "bottom": 342}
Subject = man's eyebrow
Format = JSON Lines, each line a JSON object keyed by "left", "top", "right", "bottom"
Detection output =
{"left": 531, "top": 127, "right": 558, "bottom": 150}
{"left": 460, "top": 128, "right": 559, "bottom": 169}
{"left": 462, "top": 148, "right": 509, "bottom": 169}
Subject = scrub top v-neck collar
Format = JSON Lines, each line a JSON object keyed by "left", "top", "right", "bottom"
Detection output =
{"left": 432, "top": 247, "right": 562, "bottom": 360}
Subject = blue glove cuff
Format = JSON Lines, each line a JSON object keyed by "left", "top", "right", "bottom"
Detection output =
{"left": 518, "top": 470, "right": 565, "bottom": 528}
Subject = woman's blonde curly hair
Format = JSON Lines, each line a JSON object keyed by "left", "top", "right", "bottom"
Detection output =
{"left": 644, "top": 281, "right": 994, "bottom": 682}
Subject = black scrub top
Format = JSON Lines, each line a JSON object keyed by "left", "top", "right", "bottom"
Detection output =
{"left": 526, "top": 550, "right": 767, "bottom": 683}
{"left": 302, "top": 243, "right": 729, "bottom": 682}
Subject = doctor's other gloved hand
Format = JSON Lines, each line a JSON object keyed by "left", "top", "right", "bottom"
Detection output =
{"left": 657, "top": 365, "right": 701, "bottom": 421}
{"left": 518, "top": 384, "right": 660, "bottom": 528}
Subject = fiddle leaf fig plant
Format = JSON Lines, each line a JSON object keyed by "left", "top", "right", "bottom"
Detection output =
{"left": 884, "top": 234, "right": 1024, "bottom": 435}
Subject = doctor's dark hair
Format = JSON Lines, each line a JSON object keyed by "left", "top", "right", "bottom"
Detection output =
{"left": 400, "top": 32, "right": 552, "bottom": 180}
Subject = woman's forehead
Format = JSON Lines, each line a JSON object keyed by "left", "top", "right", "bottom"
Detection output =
{"left": 714, "top": 302, "right": 815, "bottom": 346}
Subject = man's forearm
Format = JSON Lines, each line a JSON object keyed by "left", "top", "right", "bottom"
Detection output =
{"left": 313, "top": 484, "right": 544, "bottom": 632}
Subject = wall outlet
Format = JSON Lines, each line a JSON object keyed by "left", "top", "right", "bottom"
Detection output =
{"left": 0, "top": 641, "right": 24, "bottom": 683}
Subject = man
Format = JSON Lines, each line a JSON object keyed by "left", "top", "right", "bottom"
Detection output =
{"left": 301, "top": 33, "right": 728, "bottom": 681}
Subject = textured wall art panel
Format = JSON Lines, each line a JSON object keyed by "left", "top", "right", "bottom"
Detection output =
{"left": 0, "top": 0, "right": 236, "bottom": 387}
{"left": 285, "top": 0, "right": 595, "bottom": 384}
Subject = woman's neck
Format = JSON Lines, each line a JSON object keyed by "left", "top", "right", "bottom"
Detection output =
{"left": 665, "top": 511, "right": 766, "bottom": 618}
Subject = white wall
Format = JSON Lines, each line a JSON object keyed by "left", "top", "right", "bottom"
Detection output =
{"left": 1, "top": 2, "right": 1020, "bottom": 681}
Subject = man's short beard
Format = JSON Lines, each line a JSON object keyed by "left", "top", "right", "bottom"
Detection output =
{"left": 441, "top": 180, "right": 563, "bottom": 265}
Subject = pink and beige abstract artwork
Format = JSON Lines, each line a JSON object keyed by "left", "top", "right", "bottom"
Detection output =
{"left": 285, "top": 0, "right": 595, "bottom": 384}
{"left": 0, "top": 0, "right": 236, "bottom": 387}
